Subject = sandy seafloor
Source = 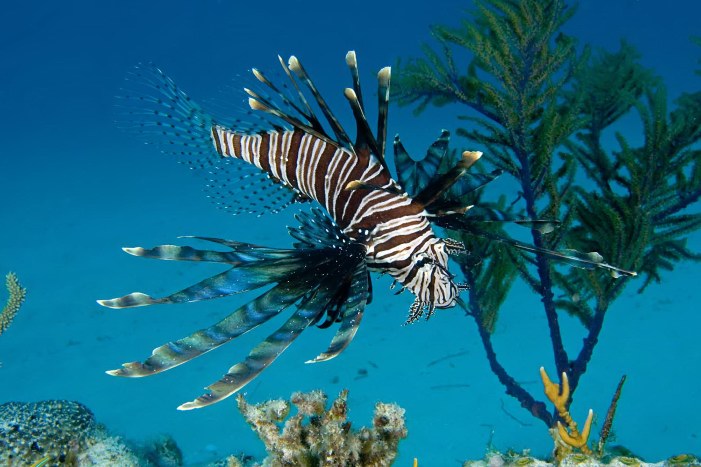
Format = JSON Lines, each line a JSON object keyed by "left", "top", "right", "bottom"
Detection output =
{"left": 0, "top": 1, "right": 699, "bottom": 465}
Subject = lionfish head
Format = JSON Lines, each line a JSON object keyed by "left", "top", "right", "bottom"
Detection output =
{"left": 404, "top": 240, "right": 460, "bottom": 324}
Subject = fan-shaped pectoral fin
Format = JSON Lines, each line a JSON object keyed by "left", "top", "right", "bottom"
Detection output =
{"left": 105, "top": 282, "right": 305, "bottom": 377}
{"left": 307, "top": 263, "right": 369, "bottom": 363}
{"left": 177, "top": 286, "right": 328, "bottom": 410}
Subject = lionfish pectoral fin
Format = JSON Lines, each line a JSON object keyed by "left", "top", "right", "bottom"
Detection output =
{"left": 98, "top": 238, "right": 336, "bottom": 309}
{"left": 122, "top": 245, "right": 238, "bottom": 263}
{"left": 105, "top": 282, "right": 306, "bottom": 378}
{"left": 177, "top": 267, "right": 350, "bottom": 410}
{"left": 97, "top": 292, "right": 162, "bottom": 309}
{"left": 177, "top": 310, "right": 316, "bottom": 410}
{"left": 307, "top": 262, "right": 369, "bottom": 363}
{"left": 97, "top": 266, "right": 270, "bottom": 308}
{"left": 435, "top": 212, "right": 558, "bottom": 235}
{"left": 466, "top": 228, "right": 637, "bottom": 278}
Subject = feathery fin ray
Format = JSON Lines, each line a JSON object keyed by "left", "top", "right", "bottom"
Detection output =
{"left": 100, "top": 209, "right": 369, "bottom": 408}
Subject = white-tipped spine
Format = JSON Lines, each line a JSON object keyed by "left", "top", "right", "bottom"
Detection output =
{"left": 288, "top": 55, "right": 301, "bottom": 73}
{"left": 345, "top": 50, "right": 357, "bottom": 67}
{"left": 252, "top": 68, "right": 265, "bottom": 83}
{"left": 378, "top": 66, "right": 391, "bottom": 85}
{"left": 248, "top": 98, "right": 267, "bottom": 111}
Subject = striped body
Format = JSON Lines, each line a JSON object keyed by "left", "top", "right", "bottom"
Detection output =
{"left": 212, "top": 127, "right": 457, "bottom": 309}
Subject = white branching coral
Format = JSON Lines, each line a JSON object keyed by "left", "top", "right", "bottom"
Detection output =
{"left": 236, "top": 389, "right": 407, "bottom": 466}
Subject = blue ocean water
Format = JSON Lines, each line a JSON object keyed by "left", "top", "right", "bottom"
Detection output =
{"left": 0, "top": 0, "right": 699, "bottom": 465}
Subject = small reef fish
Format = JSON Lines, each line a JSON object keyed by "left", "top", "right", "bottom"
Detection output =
{"left": 98, "top": 52, "right": 634, "bottom": 410}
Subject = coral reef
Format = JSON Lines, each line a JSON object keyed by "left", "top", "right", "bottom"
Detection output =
{"left": 463, "top": 451, "right": 701, "bottom": 466}
{"left": 394, "top": 0, "right": 701, "bottom": 436}
{"left": 0, "top": 272, "right": 26, "bottom": 336}
{"left": 0, "top": 399, "right": 185, "bottom": 466}
{"left": 236, "top": 389, "right": 407, "bottom": 466}
{"left": 0, "top": 400, "right": 98, "bottom": 465}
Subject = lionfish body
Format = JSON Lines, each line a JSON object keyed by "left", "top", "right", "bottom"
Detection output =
{"left": 100, "top": 51, "right": 634, "bottom": 410}
{"left": 210, "top": 126, "right": 456, "bottom": 311}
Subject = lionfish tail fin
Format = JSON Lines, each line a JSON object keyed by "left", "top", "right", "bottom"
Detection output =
{"left": 116, "top": 63, "right": 220, "bottom": 166}
{"left": 119, "top": 63, "right": 301, "bottom": 216}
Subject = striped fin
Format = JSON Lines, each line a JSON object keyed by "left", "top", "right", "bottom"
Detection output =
{"left": 102, "top": 208, "right": 371, "bottom": 408}
{"left": 343, "top": 52, "right": 383, "bottom": 165}
{"left": 106, "top": 282, "right": 307, "bottom": 377}
{"left": 436, "top": 216, "right": 637, "bottom": 277}
{"left": 252, "top": 62, "right": 324, "bottom": 135}
{"left": 177, "top": 259, "right": 353, "bottom": 410}
{"left": 393, "top": 131, "right": 450, "bottom": 197}
{"left": 287, "top": 56, "right": 354, "bottom": 149}
{"left": 414, "top": 150, "right": 483, "bottom": 207}
{"left": 97, "top": 260, "right": 305, "bottom": 308}
{"left": 98, "top": 242, "right": 342, "bottom": 309}
{"left": 307, "top": 261, "right": 369, "bottom": 363}
{"left": 343, "top": 88, "right": 382, "bottom": 160}
{"left": 345, "top": 51, "right": 365, "bottom": 111}
{"left": 376, "top": 66, "right": 391, "bottom": 167}
{"left": 287, "top": 207, "right": 352, "bottom": 249}
{"left": 118, "top": 63, "right": 299, "bottom": 216}
{"left": 244, "top": 87, "right": 332, "bottom": 144}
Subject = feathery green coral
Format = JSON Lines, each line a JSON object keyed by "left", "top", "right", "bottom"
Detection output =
{"left": 236, "top": 389, "right": 407, "bottom": 467}
{"left": 0, "top": 272, "right": 26, "bottom": 336}
{"left": 395, "top": 0, "right": 701, "bottom": 437}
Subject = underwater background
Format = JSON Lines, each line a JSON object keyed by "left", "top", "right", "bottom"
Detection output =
{"left": 0, "top": 0, "right": 699, "bottom": 465}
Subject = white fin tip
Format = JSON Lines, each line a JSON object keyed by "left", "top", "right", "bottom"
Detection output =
{"left": 288, "top": 56, "right": 301, "bottom": 72}
{"left": 345, "top": 50, "right": 357, "bottom": 67}
{"left": 378, "top": 66, "right": 391, "bottom": 83}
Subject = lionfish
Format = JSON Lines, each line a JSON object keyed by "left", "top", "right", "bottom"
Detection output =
{"left": 98, "top": 52, "right": 634, "bottom": 410}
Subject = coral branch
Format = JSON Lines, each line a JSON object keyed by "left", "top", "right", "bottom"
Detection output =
{"left": 540, "top": 367, "right": 593, "bottom": 456}
{"left": 236, "top": 389, "right": 407, "bottom": 466}
{"left": 0, "top": 272, "right": 26, "bottom": 336}
{"left": 597, "top": 374, "right": 627, "bottom": 456}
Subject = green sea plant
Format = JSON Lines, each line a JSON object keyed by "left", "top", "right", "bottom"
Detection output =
{"left": 394, "top": 0, "right": 701, "bottom": 445}
{"left": 235, "top": 389, "right": 407, "bottom": 467}
{"left": 0, "top": 272, "right": 26, "bottom": 337}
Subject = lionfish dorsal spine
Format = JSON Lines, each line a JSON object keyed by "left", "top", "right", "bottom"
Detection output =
{"left": 287, "top": 56, "right": 355, "bottom": 150}
{"left": 376, "top": 66, "right": 391, "bottom": 167}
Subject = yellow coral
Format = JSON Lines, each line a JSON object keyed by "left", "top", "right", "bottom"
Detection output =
{"left": 0, "top": 272, "right": 26, "bottom": 336}
{"left": 540, "top": 367, "right": 593, "bottom": 455}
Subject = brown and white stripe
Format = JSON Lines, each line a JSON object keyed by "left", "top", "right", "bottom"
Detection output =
{"left": 211, "top": 125, "right": 458, "bottom": 310}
